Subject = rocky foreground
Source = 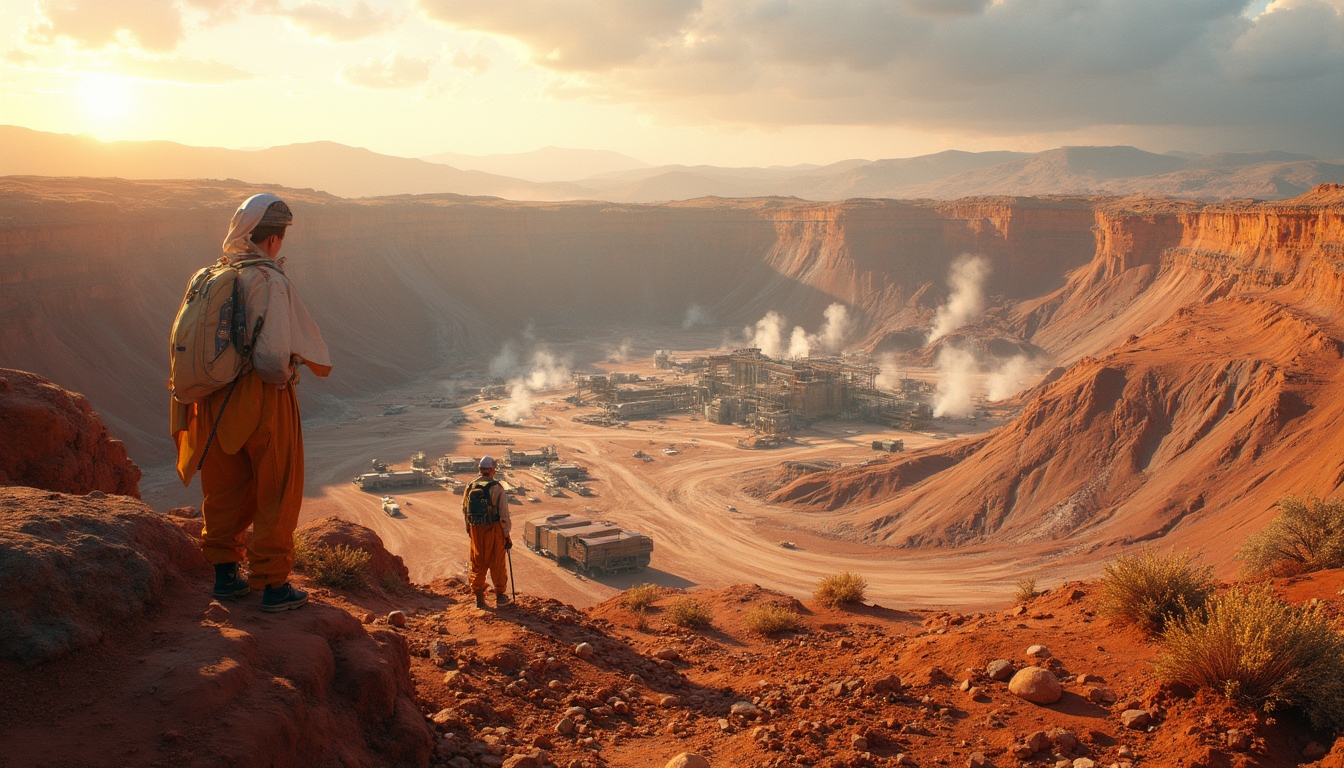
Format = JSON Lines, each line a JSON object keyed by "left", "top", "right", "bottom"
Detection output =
{"left": 2, "top": 486, "right": 1343, "bottom": 768}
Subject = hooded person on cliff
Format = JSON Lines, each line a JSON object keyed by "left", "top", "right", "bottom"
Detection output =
{"left": 171, "top": 193, "right": 331, "bottom": 612}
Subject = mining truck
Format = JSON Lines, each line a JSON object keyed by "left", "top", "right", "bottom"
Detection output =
{"left": 523, "top": 513, "right": 653, "bottom": 577}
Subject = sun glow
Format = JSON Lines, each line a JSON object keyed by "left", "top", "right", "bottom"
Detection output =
{"left": 76, "top": 74, "right": 134, "bottom": 123}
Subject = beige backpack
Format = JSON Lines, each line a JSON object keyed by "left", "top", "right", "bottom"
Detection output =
{"left": 168, "top": 258, "right": 273, "bottom": 404}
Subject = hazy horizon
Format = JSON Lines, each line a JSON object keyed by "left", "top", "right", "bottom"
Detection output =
{"left": 2, "top": 0, "right": 1341, "bottom": 168}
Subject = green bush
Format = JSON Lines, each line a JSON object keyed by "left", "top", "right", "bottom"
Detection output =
{"left": 814, "top": 572, "right": 867, "bottom": 608}
{"left": 665, "top": 597, "right": 713, "bottom": 629}
{"left": 293, "top": 537, "right": 370, "bottom": 590}
{"left": 1239, "top": 494, "right": 1344, "bottom": 576}
{"left": 1098, "top": 548, "right": 1214, "bottom": 634}
{"left": 744, "top": 603, "right": 802, "bottom": 634}
{"left": 623, "top": 583, "right": 663, "bottom": 612}
{"left": 1156, "top": 585, "right": 1344, "bottom": 729}
{"left": 1014, "top": 577, "right": 1039, "bottom": 604}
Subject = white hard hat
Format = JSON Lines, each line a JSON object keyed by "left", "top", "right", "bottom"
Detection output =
{"left": 478, "top": 456, "right": 496, "bottom": 469}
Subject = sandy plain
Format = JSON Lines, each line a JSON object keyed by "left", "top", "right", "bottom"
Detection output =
{"left": 136, "top": 328, "right": 1092, "bottom": 613}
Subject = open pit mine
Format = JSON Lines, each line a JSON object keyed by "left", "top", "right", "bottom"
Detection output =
{"left": 3, "top": 177, "right": 1344, "bottom": 768}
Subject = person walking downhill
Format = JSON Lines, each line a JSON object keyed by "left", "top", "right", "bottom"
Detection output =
{"left": 462, "top": 456, "right": 513, "bottom": 608}
{"left": 170, "top": 193, "right": 332, "bottom": 613}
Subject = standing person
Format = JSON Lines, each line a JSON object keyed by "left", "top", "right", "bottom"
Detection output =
{"left": 171, "top": 193, "right": 332, "bottom": 613}
{"left": 462, "top": 456, "right": 512, "bottom": 608}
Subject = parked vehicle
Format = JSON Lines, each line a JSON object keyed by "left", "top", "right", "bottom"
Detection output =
{"left": 381, "top": 496, "right": 401, "bottom": 516}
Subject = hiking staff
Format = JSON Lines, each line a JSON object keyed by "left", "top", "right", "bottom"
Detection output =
{"left": 506, "top": 542, "right": 516, "bottom": 603}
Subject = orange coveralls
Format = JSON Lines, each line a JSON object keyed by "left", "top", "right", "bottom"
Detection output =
{"left": 172, "top": 367, "right": 324, "bottom": 589}
{"left": 462, "top": 477, "right": 511, "bottom": 596}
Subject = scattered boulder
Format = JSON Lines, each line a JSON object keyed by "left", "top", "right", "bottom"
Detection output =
{"left": 730, "top": 701, "right": 759, "bottom": 717}
{"left": 575, "top": 642, "right": 595, "bottom": 659}
{"left": 201, "top": 600, "right": 230, "bottom": 623}
{"left": 1086, "top": 686, "right": 1117, "bottom": 704}
{"left": 968, "top": 752, "right": 991, "bottom": 767}
{"left": 295, "top": 517, "right": 410, "bottom": 584}
{"left": 555, "top": 717, "right": 576, "bottom": 736}
{"left": 1008, "top": 667, "right": 1062, "bottom": 704}
{"left": 986, "top": 659, "right": 1014, "bottom": 681}
{"left": 665, "top": 754, "right": 710, "bottom": 768}
{"left": 1072, "top": 759, "right": 1096, "bottom": 768}
{"left": 655, "top": 648, "right": 680, "bottom": 660}
{"left": 0, "top": 368, "right": 141, "bottom": 497}
{"left": 388, "top": 611, "right": 407, "bottom": 627}
{"left": 1120, "top": 710, "right": 1151, "bottom": 730}
{"left": 660, "top": 694, "right": 681, "bottom": 708}
{"left": 1025, "top": 644, "right": 1051, "bottom": 659}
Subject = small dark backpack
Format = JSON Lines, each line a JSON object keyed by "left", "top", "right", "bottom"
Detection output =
{"left": 466, "top": 479, "right": 501, "bottom": 526}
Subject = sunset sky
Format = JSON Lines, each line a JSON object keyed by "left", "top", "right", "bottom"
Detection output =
{"left": 1, "top": 0, "right": 1341, "bottom": 166}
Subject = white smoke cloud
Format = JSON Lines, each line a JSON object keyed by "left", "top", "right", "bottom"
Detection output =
{"left": 488, "top": 341, "right": 519, "bottom": 378}
{"left": 745, "top": 311, "right": 787, "bottom": 358}
{"left": 932, "top": 345, "right": 977, "bottom": 418}
{"left": 874, "top": 354, "right": 901, "bottom": 391}
{"left": 606, "top": 338, "right": 633, "bottom": 362}
{"left": 788, "top": 326, "right": 811, "bottom": 359}
{"left": 927, "top": 255, "right": 989, "bottom": 345}
{"left": 816, "top": 303, "right": 852, "bottom": 353}
{"left": 498, "top": 347, "right": 573, "bottom": 422}
{"left": 986, "top": 355, "right": 1042, "bottom": 402}
{"left": 743, "top": 302, "right": 855, "bottom": 360}
{"left": 683, "top": 304, "right": 712, "bottom": 329}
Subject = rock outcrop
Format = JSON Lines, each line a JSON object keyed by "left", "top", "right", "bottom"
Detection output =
{"left": 298, "top": 516, "right": 411, "bottom": 585}
{"left": 0, "top": 486, "right": 199, "bottom": 663}
{"left": 0, "top": 368, "right": 140, "bottom": 497}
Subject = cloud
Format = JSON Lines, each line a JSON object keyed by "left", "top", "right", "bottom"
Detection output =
{"left": 31, "top": 0, "right": 185, "bottom": 53}
{"left": 338, "top": 52, "right": 433, "bottom": 89}
{"left": 4, "top": 50, "right": 38, "bottom": 66}
{"left": 446, "top": 47, "right": 491, "bottom": 73}
{"left": 416, "top": 0, "right": 700, "bottom": 70}
{"left": 415, "top": 0, "right": 1344, "bottom": 153}
{"left": 258, "top": 0, "right": 401, "bottom": 42}
{"left": 110, "top": 53, "right": 256, "bottom": 84}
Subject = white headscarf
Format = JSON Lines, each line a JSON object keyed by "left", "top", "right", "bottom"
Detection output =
{"left": 223, "top": 193, "right": 287, "bottom": 257}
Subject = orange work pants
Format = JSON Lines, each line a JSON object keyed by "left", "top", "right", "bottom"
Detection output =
{"left": 469, "top": 523, "right": 509, "bottom": 596}
{"left": 198, "top": 379, "right": 305, "bottom": 589}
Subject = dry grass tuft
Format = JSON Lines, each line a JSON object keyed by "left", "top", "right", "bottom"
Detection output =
{"left": 744, "top": 603, "right": 802, "bottom": 635}
{"left": 623, "top": 583, "right": 663, "bottom": 612}
{"left": 665, "top": 597, "right": 713, "bottom": 629}
{"left": 1098, "top": 547, "right": 1213, "bottom": 634}
{"left": 293, "top": 536, "right": 370, "bottom": 591}
{"left": 1014, "top": 577, "right": 1039, "bottom": 604}
{"left": 1157, "top": 585, "right": 1344, "bottom": 729}
{"left": 1239, "top": 494, "right": 1344, "bottom": 576}
{"left": 814, "top": 572, "right": 867, "bottom": 608}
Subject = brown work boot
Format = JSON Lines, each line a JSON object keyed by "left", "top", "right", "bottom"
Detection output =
{"left": 496, "top": 592, "right": 511, "bottom": 607}
{"left": 474, "top": 593, "right": 487, "bottom": 609}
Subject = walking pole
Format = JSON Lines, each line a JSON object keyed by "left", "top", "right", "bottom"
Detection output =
{"left": 506, "top": 546, "right": 516, "bottom": 602}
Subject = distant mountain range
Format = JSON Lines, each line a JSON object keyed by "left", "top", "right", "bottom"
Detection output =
{"left": 420, "top": 146, "right": 649, "bottom": 183}
{"left": 3, "top": 125, "right": 1341, "bottom": 203}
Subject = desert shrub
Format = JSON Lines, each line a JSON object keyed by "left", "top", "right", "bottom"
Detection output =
{"left": 665, "top": 597, "right": 713, "bottom": 629}
{"left": 814, "top": 572, "right": 868, "bottom": 607}
{"left": 623, "top": 583, "right": 663, "bottom": 612}
{"left": 744, "top": 603, "right": 802, "bottom": 635}
{"left": 293, "top": 537, "right": 370, "bottom": 590}
{"left": 1098, "top": 548, "right": 1214, "bottom": 634}
{"left": 1156, "top": 585, "right": 1344, "bottom": 729}
{"left": 1014, "top": 577, "right": 1039, "bottom": 604}
{"left": 1239, "top": 494, "right": 1344, "bottom": 576}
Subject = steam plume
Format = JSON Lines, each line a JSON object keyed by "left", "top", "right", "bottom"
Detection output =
{"left": 927, "top": 255, "right": 989, "bottom": 345}
{"left": 745, "top": 311, "right": 787, "bottom": 357}
{"left": 788, "top": 326, "right": 811, "bottom": 359}
{"left": 683, "top": 304, "right": 712, "bottom": 329}
{"left": 874, "top": 354, "right": 900, "bottom": 391}
{"left": 488, "top": 341, "right": 518, "bottom": 378}
{"left": 742, "top": 302, "right": 854, "bottom": 360}
{"left": 606, "top": 338, "right": 633, "bottom": 362}
{"left": 932, "top": 345, "right": 977, "bottom": 418}
{"left": 986, "top": 355, "right": 1041, "bottom": 401}
{"left": 498, "top": 347, "right": 573, "bottom": 422}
